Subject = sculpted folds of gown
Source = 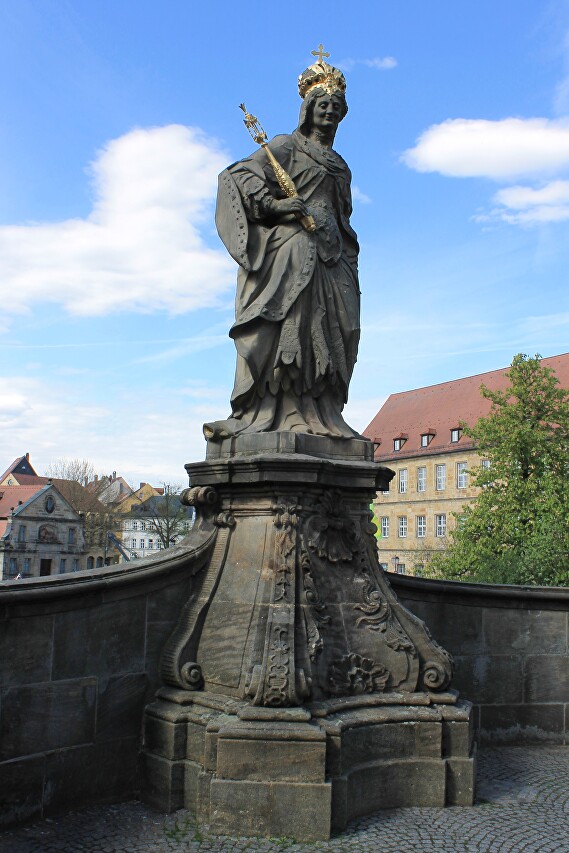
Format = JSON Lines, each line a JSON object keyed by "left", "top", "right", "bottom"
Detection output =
{"left": 205, "top": 60, "right": 363, "bottom": 442}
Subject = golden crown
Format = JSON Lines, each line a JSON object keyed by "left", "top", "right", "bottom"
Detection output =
{"left": 298, "top": 45, "right": 346, "bottom": 99}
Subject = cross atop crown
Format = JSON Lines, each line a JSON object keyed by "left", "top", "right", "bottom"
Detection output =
{"left": 311, "top": 44, "right": 330, "bottom": 64}
{"left": 298, "top": 46, "right": 346, "bottom": 99}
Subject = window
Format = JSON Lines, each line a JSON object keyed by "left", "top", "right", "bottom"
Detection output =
{"left": 148, "top": 539, "right": 154, "bottom": 550}
{"left": 416, "top": 515, "right": 426, "bottom": 538}
{"left": 23, "top": 558, "right": 31, "bottom": 575}
{"left": 436, "top": 464, "right": 446, "bottom": 491}
{"left": 73, "top": 559, "right": 80, "bottom": 572}
{"left": 139, "top": 539, "right": 145, "bottom": 549}
{"left": 68, "top": 528, "right": 76, "bottom": 545}
{"left": 140, "top": 521, "right": 146, "bottom": 531}
{"left": 396, "top": 563, "right": 406, "bottom": 574}
{"left": 132, "top": 521, "right": 139, "bottom": 531}
{"left": 435, "top": 514, "right": 447, "bottom": 537}
{"left": 450, "top": 428, "right": 462, "bottom": 443}
{"left": 18, "top": 525, "right": 26, "bottom": 542}
{"left": 480, "top": 458, "right": 492, "bottom": 486}
{"left": 8, "top": 557, "right": 18, "bottom": 576}
{"left": 417, "top": 466, "right": 426, "bottom": 492}
{"left": 457, "top": 462, "right": 468, "bottom": 489}
{"left": 398, "top": 517, "right": 407, "bottom": 538}
{"left": 381, "top": 516, "right": 389, "bottom": 538}
{"left": 415, "top": 563, "right": 424, "bottom": 577}
{"left": 379, "top": 562, "right": 388, "bottom": 571}
{"left": 420, "top": 432, "right": 434, "bottom": 447}
{"left": 398, "top": 469, "right": 408, "bottom": 494}
{"left": 156, "top": 540, "right": 163, "bottom": 549}
{"left": 59, "top": 558, "right": 66, "bottom": 574}
{"left": 393, "top": 438, "right": 406, "bottom": 451}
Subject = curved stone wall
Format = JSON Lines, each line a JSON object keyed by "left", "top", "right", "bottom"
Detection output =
{"left": 391, "top": 574, "right": 569, "bottom": 746}
{"left": 0, "top": 547, "right": 194, "bottom": 827}
{"left": 1, "top": 554, "right": 567, "bottom": 828}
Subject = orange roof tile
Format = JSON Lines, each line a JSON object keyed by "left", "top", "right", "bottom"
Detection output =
{"left": 0, "top": 485, "right": 45, "bottom": 518}
{"left": 364, "top": 353, "right": 569, "bottom": 463}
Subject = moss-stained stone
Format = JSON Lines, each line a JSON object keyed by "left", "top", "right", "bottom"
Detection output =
{"left": 484, "top": 609, "right": 567, "bottom": 655}
{"left": 0, "top": 755, "right": 45, "bottom": 827}
{"left": 0, "top": 678, "right": 97, "bottom": 761}
{"left": 0, "top": 615, "right": 54, "bottom": 687}
{"left": 452, "top": 655, "right": 523, "bottom": 705}
{"left": 53, "top": 599, "right": 146, "bottom": 680}
{"left": 43, "top": 739, "right": 140, "bottom": 815}
{"left": 524, "top": 656, "right": 569, "bottom": 703}
{"left": 480, "top": 703, "right": 565, "bottom": 743}
{"left": 96, "top": 673, "right": 148, "bottom": 742}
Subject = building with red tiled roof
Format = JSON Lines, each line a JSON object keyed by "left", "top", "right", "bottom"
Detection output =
{"left": 364, "top": 353, "right": 569, "bottom": 575}
{"left": 0, "top": 483, "right": 86, "bottom": 580}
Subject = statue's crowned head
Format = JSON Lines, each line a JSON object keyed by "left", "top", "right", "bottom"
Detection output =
{"left": 297, "top": 47, "right": 348, "bottom": 137}
{"left": 298, "top": 58, "right": 346, "bottom": 101}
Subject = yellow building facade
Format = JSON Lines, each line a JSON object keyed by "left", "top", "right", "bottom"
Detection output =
{"left": 372, "top": 446, "right": 486, "bottom": 574}
{"left": 364, "top": 353, "right": 569, "bottom": 576}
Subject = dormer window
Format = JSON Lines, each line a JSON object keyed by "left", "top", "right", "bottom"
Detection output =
{"left": 450, "top": 428, "right": 462, "bottom": 443}
{"left": 393, "top": 436, "right": 407, "bottom": 452}
{"left": 420, "top": 429, "right": 435, "bottom": 448}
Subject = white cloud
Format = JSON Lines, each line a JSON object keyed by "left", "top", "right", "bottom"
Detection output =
{"left": 477, "top": 180, "right": 569, "bottom": 225}
{"left": 352, "top": 185, "right": 372, "bottom": 204}
{"left": 402, "top": 117, "right": 569, "bottom": 179}
{"left": 495, "top": 181, "right": 569, "bottom": 209}
{"left": 343, "top": 396, "right": 387, "bottom": 432}
{"left": 0, "top": 374, "right": 230, "bottom": 485}
{"left": 403, "top": 117, "right": 569, "bottom": 227}
{"left": 0, "top": 125, "right": 234, "bottom": 324}
{"left": 337, "top": 57, "right": 397, "bottom": 73}
{"left": 362, "top": 57, "right": 397, "bottom": 70}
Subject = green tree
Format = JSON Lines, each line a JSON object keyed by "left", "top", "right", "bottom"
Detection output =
{"left": 425, "top": 354, "right": 569, "bottom": 586}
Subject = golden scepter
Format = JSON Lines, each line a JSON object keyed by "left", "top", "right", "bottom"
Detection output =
{"left": 239, "top": 103, "right": 316, "bottom": 233}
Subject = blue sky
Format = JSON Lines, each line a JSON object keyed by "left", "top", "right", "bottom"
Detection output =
{"left": 1, "top": 1, "right": 569, "bottom": 485}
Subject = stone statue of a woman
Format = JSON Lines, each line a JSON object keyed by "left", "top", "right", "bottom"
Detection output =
{"left": 205, "top": 53, "right": 361, "bottom": 441}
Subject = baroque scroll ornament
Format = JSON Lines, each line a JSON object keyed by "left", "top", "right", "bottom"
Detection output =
{"left": 328, "top": 653, "right": 390, "bottom": 696}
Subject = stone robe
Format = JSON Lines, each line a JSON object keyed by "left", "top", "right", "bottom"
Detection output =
{"left": 206, "top": 129, "right": 361, "bottom": 439}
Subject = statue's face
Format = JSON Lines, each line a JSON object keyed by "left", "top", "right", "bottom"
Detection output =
{"left": 310, "top": 94, "right": 343, "bottom": 131}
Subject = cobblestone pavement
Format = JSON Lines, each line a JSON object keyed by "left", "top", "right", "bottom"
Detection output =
{"left": 1, "top": 748, "right": 568, "bottom": 853}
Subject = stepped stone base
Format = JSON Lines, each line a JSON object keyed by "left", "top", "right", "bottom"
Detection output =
{"left": 143, "top": 689, "right": 475, "bottom": 840}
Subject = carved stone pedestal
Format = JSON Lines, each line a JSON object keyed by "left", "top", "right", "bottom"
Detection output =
{"left": 142, "top": 434, "right": 476, "bottom": 839}
{"left": 144, "top": 690, "right": 475, "bottom": 840}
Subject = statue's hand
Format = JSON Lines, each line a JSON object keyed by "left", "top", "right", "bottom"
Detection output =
{"left": 267, "top": 197, "right": 309, "bottom": 219}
